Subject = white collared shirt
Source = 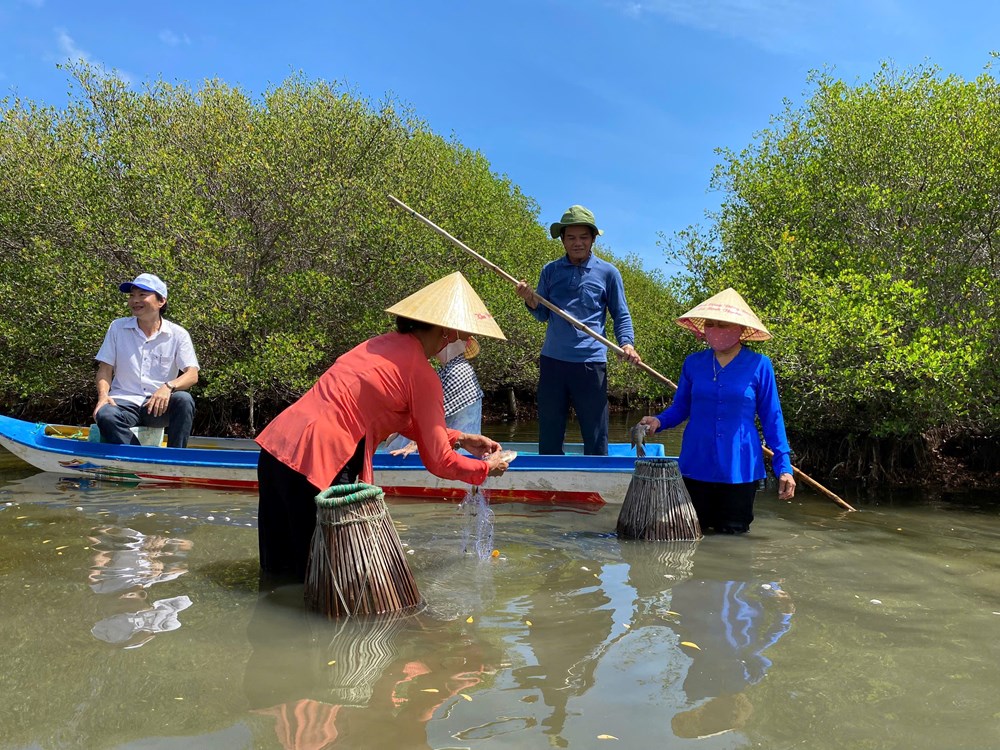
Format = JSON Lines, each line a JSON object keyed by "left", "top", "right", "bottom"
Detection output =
{"left": 96, "top": 317, "right": 200, "bottom": 406}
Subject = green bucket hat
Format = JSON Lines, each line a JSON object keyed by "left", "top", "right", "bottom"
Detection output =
{"left": 549, "top": 205, "right": 603, "bottom": 239}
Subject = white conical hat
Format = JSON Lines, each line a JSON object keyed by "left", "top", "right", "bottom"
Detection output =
{"left": 385, "top": 272, "right": 506, "bottom": 340}
{"left": 675, "top": 288, "right": 771, "bottom": 342}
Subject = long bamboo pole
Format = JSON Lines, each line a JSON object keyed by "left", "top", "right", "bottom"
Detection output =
{"left": 388, "top": 194, "right": 857, "bottom": 513}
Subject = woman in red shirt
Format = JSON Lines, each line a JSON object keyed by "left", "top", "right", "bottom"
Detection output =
{"left": 255, "top": 273, "right": 510, "bottom": 580}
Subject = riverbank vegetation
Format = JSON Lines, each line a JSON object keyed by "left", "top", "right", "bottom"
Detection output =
{"left": 1, "top": 62, "right": 996, "bottom": 485}
{"left": 667, "top": 62, "right": 1000, "bottom": 485}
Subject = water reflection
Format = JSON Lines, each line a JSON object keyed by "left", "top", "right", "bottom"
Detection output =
{"left": 91, "top": 594, "right": 194, "bottom": 648}
{"left": 3, "top": 452, "right": 1000, "bottom": 749}
{"left": 509, "top": 557, "right": 616, "bottom": 747}
{"left": 245, "top": 581, "right": 504, "bottom": 750}
{"left": 88, "top": 526, "right": 193, "bottom": 594}
{"left": 665, "top": 541, "right": 794, "bottom": 740}
{"left": 87, "top": 525, "right": 196, "bottom": 648}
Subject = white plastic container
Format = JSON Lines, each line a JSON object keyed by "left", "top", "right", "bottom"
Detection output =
{"left": 130, "top": 426, "right": 165, "bottom": 447}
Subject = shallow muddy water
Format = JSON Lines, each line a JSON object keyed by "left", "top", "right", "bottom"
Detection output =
{"left": 1, "top": 422, "right": 999, "bottom": 749}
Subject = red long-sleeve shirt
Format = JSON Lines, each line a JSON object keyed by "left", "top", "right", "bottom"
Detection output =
{"left": 255, "top": 332, "right": 489, "bottom": 490}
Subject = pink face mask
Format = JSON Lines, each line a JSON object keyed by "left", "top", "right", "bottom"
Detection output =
{"left": 704, "top": 326, "right": 743, "bottom": 352}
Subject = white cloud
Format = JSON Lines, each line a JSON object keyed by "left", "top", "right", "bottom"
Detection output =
{"left": 623, "top": 2, "right": 643, "bottom": 18}
{"left": 159, "top": 29, "right": 192, "bottom": 46}
{"left": 54, "top": 28, "right": 133, "bottom": 84}
{"left": 56, "top": 28, "right": 92, "bottom": 63}
{"left": 611, "top": 0, "right": 824, "bottom": 53}
{"left": 611, "top": 0, "right": 923, "bottom": 55}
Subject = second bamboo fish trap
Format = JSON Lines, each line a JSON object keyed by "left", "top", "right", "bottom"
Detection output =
{"left": 617, "top": 458, "right": 703, "bottom": 541}
{"left": 305, "top": 482, "right": 423, "bottom": 618}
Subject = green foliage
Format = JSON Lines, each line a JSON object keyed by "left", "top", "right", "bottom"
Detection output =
{"left": 0, "top": 64, "right": 678, "bottom": 427}
{"left": 664, "top": 61, "right": 1000, "bottom": 452}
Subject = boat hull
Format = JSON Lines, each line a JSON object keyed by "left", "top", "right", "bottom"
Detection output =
{"left": 0, "top": 415, "right": 665, "bottom": 504}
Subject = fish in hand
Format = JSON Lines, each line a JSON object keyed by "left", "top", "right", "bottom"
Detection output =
{"left": 629, "top": 423, "right": 648, "bottom": 458}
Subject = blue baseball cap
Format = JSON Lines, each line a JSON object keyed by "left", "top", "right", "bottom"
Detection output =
{"left": 119, "top": 273, "right": 167, "bottom": 298}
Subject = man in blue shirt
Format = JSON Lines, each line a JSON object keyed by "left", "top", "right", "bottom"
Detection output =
{"left": 516, "top": 205, "right": 641, "bottom": 455}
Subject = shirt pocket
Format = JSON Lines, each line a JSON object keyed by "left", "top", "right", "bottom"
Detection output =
{"left": 578, "top": 278, "right": 605, "bottom": 311}
{"left": 146, "top": 350, "right": 174, "bottom": 381}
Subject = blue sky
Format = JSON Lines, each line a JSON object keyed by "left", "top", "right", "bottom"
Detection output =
{"left": 3, "top": 0, "right": 999, "bottom": 275}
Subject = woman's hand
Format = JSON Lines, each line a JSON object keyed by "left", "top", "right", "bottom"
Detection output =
{"left": 777, "top": 472, "right": 796, "bottom": 500}
{"left": 389, "top": 441, "right": 418, "bottom": 457}
{"left": 639, "top": 415, "right": 661, "bottom": 433}
{"left": 458, "top": 433, "right": 501, "bottom": 458}
{"left": 484, "top": 451, "right": 509, "bottom": 477}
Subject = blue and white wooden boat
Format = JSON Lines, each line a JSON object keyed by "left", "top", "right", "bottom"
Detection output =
{"left": 0, "top": 414, "right": 665, "bottom": 504}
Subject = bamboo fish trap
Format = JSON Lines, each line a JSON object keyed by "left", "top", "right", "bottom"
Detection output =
{"left": 305, "top": 482, "right": 423, "bottom": 618}
{"left": 617, "top": 458, "right": 703, "bottom": 542}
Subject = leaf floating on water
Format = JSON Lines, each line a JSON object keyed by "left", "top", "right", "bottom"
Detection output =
{"left": 665, "top": 611, "right": 680, "bottom": 617}
{"left": 55, "top": 545, "right": 69, "bottom": 550}
{"left": 327, "top": 660, "right": 336, "bottom": 666}
{"left": 581, "top": 566, "right": 590, "bottom": 571}
{"left": 466, "top": 616, "right": 474, "bottom": 623}
{"left": 680, "top": 641, "right": 701, "bottom": 651}
{"left": 421, "top": 688, "right": 439, "bottom": 693}
{"left": 491, "top": 549, "right": 500, "bottom": 558}
{"left": 597, "top": 734, "right": 619, "bottom": 740}
{"left": 622, "top": 623, "right": 631, "bottom": 630}
{"left": 870, "top": 599, "right": 882, "bottom": 605}
{"left": 460, "top": 693, "right": 472, "bottom": 701}
{"left": 525, "top": 620, "right": 532, "bottom": 627}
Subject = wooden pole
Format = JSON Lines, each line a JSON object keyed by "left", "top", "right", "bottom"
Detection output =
{"left": 388, "top": 194, "right": 676, "bottom": 389}
{"left": 387, "top": 194, "right": 857, "bottom": 513}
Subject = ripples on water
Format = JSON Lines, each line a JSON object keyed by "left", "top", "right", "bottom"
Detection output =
{"left": 1, "top": 449, "right": 1000, "bottom": 749}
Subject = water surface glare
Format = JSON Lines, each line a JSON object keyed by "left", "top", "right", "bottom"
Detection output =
{"left": 1, "top": 467, "right": 999, "bottom": 749}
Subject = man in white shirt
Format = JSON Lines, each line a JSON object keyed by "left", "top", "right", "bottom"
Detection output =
{"left": 93, "top": 273, "right": 200, "bottom": 448}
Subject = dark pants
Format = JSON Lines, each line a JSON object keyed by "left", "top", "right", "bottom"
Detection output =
{"left": 537, "top": 355, "right": 608, "bottom": 456}
{"left": 683, "top": 477, "right": 759, "bottom": 534}
{"left": 95, "top": 392, "right": 196, "bottom": 448}
{"left": 257, "top": 439, "right": 366, "bottom": 582}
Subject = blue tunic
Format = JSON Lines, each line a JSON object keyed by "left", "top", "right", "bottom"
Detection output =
{"left": 654, "top": 347, "right": 793, "bottom": 483}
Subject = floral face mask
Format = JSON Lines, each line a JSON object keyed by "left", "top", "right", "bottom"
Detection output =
{"left": 704, "top": 325, "right": 743, "bottom": 352}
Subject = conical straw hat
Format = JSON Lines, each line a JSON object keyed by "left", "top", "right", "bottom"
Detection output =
{"left": 385, "top": 272, "right": 506, "bottom": 340}
{"left": 464, "top": 336, "right": 481, "bottom": 359}
{"left": 675, "top": 288, "right": 771, "bottom": 342}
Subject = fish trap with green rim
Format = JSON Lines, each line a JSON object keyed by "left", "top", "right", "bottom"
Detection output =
{"left": 305, "top": 482, "right": 423, "bottom": 618}
{"left": 617, "top": 458, "right": 703, "bottom": 542}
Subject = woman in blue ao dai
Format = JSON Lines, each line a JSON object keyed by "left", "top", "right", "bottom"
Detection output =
{"left": 639, "top": 288, "right": 795, "bottom": 533}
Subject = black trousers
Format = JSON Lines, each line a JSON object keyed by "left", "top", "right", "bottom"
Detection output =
{"left": 256, "top": 439, "right": 365, "bottom": 581}
{"left": 683, "top": 477, "right": 759, "bottom": 534}
{"left": 537, "top": 355, "right": 609, "bottom": 456}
